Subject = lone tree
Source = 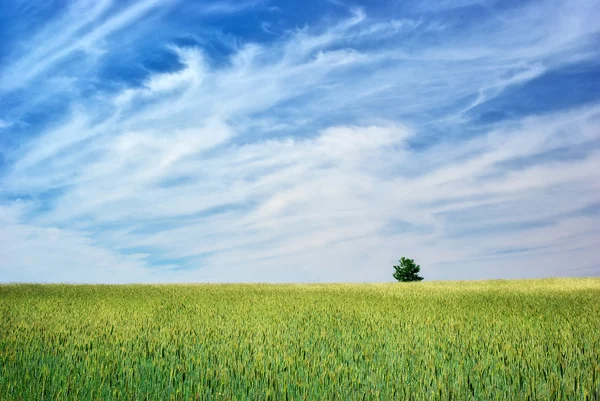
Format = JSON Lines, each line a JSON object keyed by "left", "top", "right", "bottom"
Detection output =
{"left": 393, "top": 257, "right": 424, "bottom": 282}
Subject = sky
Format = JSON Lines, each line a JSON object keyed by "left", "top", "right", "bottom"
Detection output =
{"left": 0, "top": 0, "right": 599, "bottom": 283}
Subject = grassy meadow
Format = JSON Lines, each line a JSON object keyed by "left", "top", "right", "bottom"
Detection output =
{"left": 1, "top": 278, "right": 599, "bottom": 400}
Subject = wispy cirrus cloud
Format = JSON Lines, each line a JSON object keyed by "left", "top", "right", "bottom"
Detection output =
{"left": 0, "top": 0, "right": 161, "bottom": 92}
{"left": 0, "top": 0, "right": 599, "bottom": 282}
{"left": 0, "top": 119, "right": 12, "bottom": 130}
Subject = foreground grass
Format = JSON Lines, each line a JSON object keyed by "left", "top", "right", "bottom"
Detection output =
{"left": 1, "top": 278, "right": 599, "bottom": 400}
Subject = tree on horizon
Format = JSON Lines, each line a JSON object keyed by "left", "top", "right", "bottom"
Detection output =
{"left": 393, "top": 257, "right": 424, "bottom": 282}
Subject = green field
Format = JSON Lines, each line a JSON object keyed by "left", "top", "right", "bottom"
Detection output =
{"left": 1, "top": 279, "right": 599, "bottom": 400}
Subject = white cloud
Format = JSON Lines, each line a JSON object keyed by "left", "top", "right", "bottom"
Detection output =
{"left": 0, "top": 203, "right": 155, "bottom": 283}
{"left": 0, "top": 0, "right": 164, "bottom": 93}
{"left": 0, "top": 119, "right": 12, "bottom": 130}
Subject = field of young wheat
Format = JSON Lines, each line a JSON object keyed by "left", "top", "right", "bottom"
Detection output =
{"left": 1, "top": 278, "right": 599, "bottom": 400}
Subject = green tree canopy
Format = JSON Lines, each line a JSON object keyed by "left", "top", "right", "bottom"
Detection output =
{"left": 393, "top": 257, "right": 424, "bottom": 282}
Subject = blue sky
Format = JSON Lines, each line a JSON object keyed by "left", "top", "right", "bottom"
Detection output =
{"left": 0, "top": 0, "right": 599, "bottom": 283}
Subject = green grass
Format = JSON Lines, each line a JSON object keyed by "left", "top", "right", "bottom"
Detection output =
{"left": 1, "top": 278, "right": 599, "bottom": 400}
